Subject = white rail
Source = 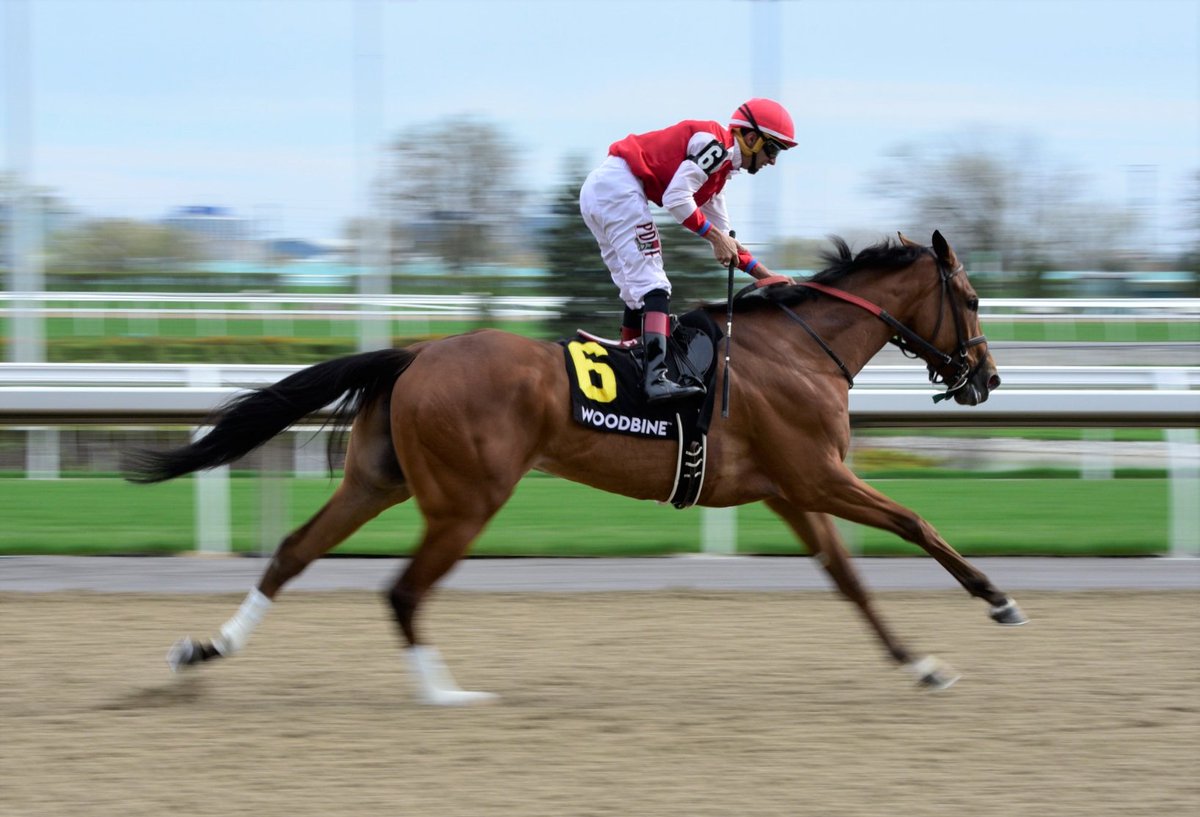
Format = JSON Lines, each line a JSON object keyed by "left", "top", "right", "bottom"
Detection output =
{"left": 1, "top": 364, "right": 1196, "bottom": 427}
{"left": 2, "top": 291, "right": 564, "bottom": 320}
{"left": 3, "top": 293, "right": 1198, "bottom": 323}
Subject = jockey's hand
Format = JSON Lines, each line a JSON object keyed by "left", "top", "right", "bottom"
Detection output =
{"left": 749, "top": 263, "right": 796, "bottom": 285}
{"left": 705, "top": 230, "right": 739, "bottom": 267}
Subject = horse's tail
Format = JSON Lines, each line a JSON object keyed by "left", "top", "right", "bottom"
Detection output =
{"left": 123, "top": 347, "right": 416, "bottom": 484}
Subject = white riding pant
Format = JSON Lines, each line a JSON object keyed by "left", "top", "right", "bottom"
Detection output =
{"left": 579, "top": 156, "right": 671, "bottom": 310}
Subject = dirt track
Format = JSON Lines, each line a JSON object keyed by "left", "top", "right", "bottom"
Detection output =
{"left": 1, "top": 589, "right": 1196, "bottom": 817}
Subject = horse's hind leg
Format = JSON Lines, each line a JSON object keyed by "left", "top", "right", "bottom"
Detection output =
{"left": 388, "top": 511, "right": 505, "bottom": 705}
{"left": 168, "top": 401, "right": 409, "bottom": 671}
{"left": 766, "top": 500, "right": 960, "bottom": 689}
{"left": 386, "top": 432, "right": 534, "bottom": 704}
{"left": 166, "top": 479, "right": 410, "bottom": 671}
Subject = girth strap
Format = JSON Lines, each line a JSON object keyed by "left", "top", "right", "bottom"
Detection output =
{"left": 667, "top": 413, "right": 707, "bottom": 509}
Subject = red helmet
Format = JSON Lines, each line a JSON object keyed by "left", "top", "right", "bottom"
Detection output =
{"left": 729, "top": 98, "right": 797, "bottom": 149}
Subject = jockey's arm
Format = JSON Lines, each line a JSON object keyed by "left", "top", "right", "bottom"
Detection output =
{"left": 701, "top": 196, "right": 790, "bottom": 283}
{"left": 662, "top": 136, "right": 777, "bottom": 279}
{"left": 662, "top": 134, "right": 741, "bottom": 268}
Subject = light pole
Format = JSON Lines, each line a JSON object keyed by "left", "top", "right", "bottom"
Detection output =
{"left": 354, "top": 0, "right": 391, "bottom": 352}
{"left": 4, "top": 0, "right": 44, "bottom": 363}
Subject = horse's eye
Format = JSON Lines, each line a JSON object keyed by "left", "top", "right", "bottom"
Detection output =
{"left": 966, "top": 297, "right": 979, "bottom": 312}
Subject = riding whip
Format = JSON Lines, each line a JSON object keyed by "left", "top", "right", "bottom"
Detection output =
{"left": 721, "top": 230, "right": 737, "bottom": 418}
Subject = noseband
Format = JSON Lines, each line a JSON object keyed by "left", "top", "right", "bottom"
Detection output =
{"left": 776, "top": 261, "right": 986, "bottom": 402}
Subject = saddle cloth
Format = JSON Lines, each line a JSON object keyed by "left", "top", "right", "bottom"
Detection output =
{"left": 559, "top": 310, "right": 722, "bottom": 509}
{"left": 559, "top": 310, "right": 721, "bottom": 441}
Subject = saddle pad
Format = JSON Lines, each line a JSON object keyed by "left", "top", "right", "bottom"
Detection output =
{"left": 560, "top": 338, "right": 685, "bottom": 439}
{"left": 559, "top": 311, "right": 721, "bottom": 440}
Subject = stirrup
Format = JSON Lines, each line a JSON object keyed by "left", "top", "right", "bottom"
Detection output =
{"left": 645, "top": 377, "right": 705, "bottom": 404}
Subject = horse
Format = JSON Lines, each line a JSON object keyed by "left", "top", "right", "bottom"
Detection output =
{"left": 126, "top": 229, "right": 1026, "bottom": 705}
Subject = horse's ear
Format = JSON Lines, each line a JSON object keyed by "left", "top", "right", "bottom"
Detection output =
{"left": 931, "top": 230, "right": 958, "bottom": 268}
{"left": 897, "top": 231, "right": 921, "bottom": 249}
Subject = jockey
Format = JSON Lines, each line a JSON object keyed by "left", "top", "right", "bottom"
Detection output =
{"left": 579, "top": 98, "right": 796, "bottom": 403}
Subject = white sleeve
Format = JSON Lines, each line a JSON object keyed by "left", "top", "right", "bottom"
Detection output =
{"left": 662, "top": 131, "right": 732, "bottom": 225}
{"left": 699, "top": 193, "right": 730, "bottom": 234}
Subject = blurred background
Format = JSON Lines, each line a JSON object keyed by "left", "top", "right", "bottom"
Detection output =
{"left": 2, "top": 0, "right": 1197, "bottom": 559}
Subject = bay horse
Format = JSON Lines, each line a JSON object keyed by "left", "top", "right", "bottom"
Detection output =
{"left": 127, "top": 230, "right": 1026, "bottom": 704}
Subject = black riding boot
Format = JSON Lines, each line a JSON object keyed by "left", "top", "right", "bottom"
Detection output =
{"left": 643, "top": 329, "right": 703, "bottom": 403}
{"left": 641, "top": 305, "right": 705, "bottom": 403}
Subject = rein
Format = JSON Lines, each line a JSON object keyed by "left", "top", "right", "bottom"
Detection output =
{"left": 772, "top": 263, "right": 987, "bottom": 401}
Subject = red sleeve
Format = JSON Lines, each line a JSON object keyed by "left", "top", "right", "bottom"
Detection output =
{"left": 737, "top": 248, "right": 758, "bottom": 273}
{"left": 680, "top": 208, "right": 712, "bottom": 235}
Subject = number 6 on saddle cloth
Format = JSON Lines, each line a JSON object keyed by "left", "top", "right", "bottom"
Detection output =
{"left": 560, "top": 311, "right": 721, "bottom": 508}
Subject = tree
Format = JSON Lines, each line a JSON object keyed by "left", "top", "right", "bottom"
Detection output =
{"left": 1179, "top": 170, "right": 1200, "bottom": 295}
{"left": 48, "top": 218, "right": 204, "bottom": 272}
{"left": 540, "top": 158, "right": 611, "bottom": 339}
{"left": 381, "top": 115, "right": 525, "bottom": 271}
{"left": 1, "top": 174, "right": 75, "bottom": 269}
{"left": 870, "top": 132, "right": 1138, "bottom": 295}
{"left": 774, "top": 238, "right": 828, "bottom": 274}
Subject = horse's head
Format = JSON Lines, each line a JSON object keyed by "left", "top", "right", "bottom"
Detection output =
{"left": 896, "top": 231, "right": 1000, "bottom": 405}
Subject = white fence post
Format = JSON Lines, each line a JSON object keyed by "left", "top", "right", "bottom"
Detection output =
{"left": 188, "top": 367, "right": 230, "bottom": 554}
{"left": 1166, "top": 427, "right": 1198, "bottom": 559}
{"left": 192, "top": 428, "right": 231, "bottom": 555}
{"left": 1081, "top": 427, "right": 1114, "bottom": 480}
{"left": 258, "top": 436, "right": 289, "bottom": 557}
{"left": 293, "top": 428, "right": 328, "bottom": 477}
{"left": 701, "top": 506, "right": 737, "bottom": 555}
{"left": 1158, "top": 369, "right": 1199, "bottom": 558}
{"left": 25, "top": 427, "right": 59, "bottom": 479}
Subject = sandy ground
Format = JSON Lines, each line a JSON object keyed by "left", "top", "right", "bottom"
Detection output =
{"left": 1, "top": 589, "right": 1197, "bottom": 817}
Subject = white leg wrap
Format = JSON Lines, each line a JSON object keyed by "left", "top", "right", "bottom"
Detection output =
{"left": 905, "top": 656, "right": 941, "bottom": 681}
{"left": 904, "top": 655, "right": 961, "bottom": 690}
{"left": 213, "top": 588, "right": 272, "bottom": 656}
{"left": 405, "top": 646, "right": 497, "bottom": 706}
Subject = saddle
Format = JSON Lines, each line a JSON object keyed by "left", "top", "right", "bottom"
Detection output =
{"left": 560, "top": 310, "right": 722, "bottom": 509}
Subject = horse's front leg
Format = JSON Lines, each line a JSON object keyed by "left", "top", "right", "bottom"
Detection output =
{"left": 765, "top": 498, "right": 960, "bottom": 690}
{"left": 811, "top": 467, "right": 1028, "bottom": 626}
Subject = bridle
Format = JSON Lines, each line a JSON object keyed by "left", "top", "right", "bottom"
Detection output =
{"left": 769, "top": 258, "right": 988, "bottom": 402}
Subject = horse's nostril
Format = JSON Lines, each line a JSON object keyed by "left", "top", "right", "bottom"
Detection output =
{"left": 988, "top": 374, "right": 1001, "bottom": 390}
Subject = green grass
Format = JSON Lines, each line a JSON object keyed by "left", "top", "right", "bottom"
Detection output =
{"left": 0, "top": 472, "right": 1170, "bottom": 557}
{"left": 856, "top": 427, "right": 1169, "bottom": 443}
{"left": 996, "top": 320, "right": 1199, "bottom": 343}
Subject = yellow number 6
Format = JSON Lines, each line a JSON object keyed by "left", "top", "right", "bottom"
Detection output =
{"left": 567, "top": 341, "right": 617, "bottom": 403}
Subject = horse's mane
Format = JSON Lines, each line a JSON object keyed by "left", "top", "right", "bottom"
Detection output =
{"left": 811, "top": 236, "right": 931, "bottom": 284}
{"left": 722, "top": 236, "right": 933, "bottom": 312}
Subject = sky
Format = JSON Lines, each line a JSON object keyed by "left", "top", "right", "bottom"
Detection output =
{"left": 3, "top": 0, "right": 1198, "bottom": 254}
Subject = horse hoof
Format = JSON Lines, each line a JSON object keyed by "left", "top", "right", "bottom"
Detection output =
{"left": 166, "top": 637, "right": 199, "bottom": 672}
{"left": 989, "top": 599, "right": 1029, "bottom": 626}
{"left": 420, "top": 689, "right": 500, "bottom": 707}
{"left": 905, "top": 656, "right": 960, "bottom": 691}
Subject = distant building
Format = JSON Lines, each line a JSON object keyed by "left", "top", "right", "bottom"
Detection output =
{"left": 161, "top": 205, "right": 253, "bottom": 260}
{"left": 267, "top": 238, "right": 351, "bottom": 261}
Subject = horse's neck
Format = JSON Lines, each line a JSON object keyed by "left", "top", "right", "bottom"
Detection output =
{"left": 770, "top": 300, "right": 896, "bottom": 378}
{"left": 796, "top": 270, "right": 942, "bottom": 374}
